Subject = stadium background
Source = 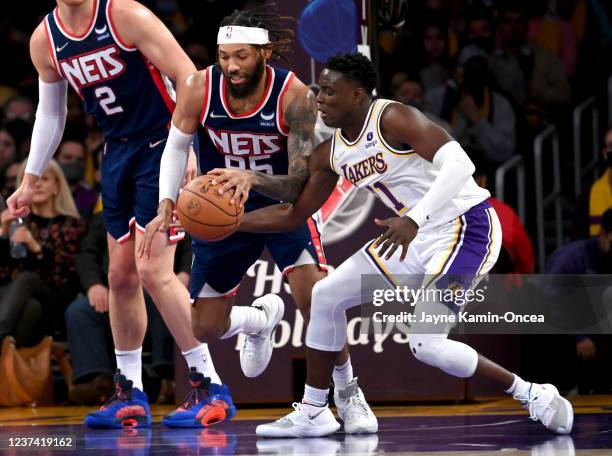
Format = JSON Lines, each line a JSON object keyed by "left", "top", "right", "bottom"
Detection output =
{"left": 0, "top": 0, "right": 611, "bottom": 406}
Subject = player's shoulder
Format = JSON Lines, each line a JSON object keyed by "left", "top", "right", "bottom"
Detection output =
{"left": 109, "top": 0, "right": 155, "bottom": 28}
{"left": 178, "top": 67, "right": 210, "bottom": 113}
{"left": 30, "top": 21, "right": 48, "bottom": 50}
{"left": 280, "top": 74, "right": 317, "bottom": 122}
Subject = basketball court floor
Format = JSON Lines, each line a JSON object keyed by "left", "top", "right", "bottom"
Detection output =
{"left": 1, "top": 395, "right": 611, "bottom": 454}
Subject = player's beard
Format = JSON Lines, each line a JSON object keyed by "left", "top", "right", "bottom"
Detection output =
{"left": 225, "top": 54, "right": 265, "bottom": 99}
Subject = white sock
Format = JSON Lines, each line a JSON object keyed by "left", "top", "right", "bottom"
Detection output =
{"left": 333, "top": 358, "right": 354, "bottom": 388}
{"left": 302, "top": 384, "right": 329, "bottom": 407}
{"left": 506, "top": 374, "right": 531, "bottom": 397}
{"left": 115, "top": 347, "right": 143, "bottom": 391}
{"left": 220, "top": 306, "right": 267, "bottom": 339}
{"left": 182, "top": 343, "right": 222, "bottom": 385}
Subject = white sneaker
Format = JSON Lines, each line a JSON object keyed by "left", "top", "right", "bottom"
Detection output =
{"left": 240, "top": 294, "right": 284, "bottom": 378}
{"left": 513, "top": 383, "right": 574, "bottom": 434}
{"left": 256, "top": 402, "right": 341, "bottom": 438}
{"left": 333, "top": 378, "right": 378, "bottom": 434}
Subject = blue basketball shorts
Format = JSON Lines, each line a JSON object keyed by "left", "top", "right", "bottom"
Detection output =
{"left": 100, "top": 127, "right": 184, "bottom": 244}
{"left": 190, "top": 217, "right": 327, "bottom": 300}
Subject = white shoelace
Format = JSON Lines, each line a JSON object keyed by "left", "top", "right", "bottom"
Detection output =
{"left": 514, "top": 388, "right": 553, "bottom": 423}
{"left": 344, "top": 394, "right": 369, "bottom": 421}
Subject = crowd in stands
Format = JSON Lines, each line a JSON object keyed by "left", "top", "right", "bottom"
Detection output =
{"left": 0, "top": 0, "right": 611, "bottom": 403}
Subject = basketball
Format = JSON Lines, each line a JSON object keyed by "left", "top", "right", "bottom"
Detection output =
{"left": 176, "top": 175, "right": 244, "bottom": 241}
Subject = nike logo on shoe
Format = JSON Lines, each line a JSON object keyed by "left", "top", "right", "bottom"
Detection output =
{"left": 56, "top": 42, "right": 68, "bottom": 52}
{"left": 307, "top": 408, "right": 325, "bottom": 420}
{"left": 149, "top": 138, "right": 167, "bottom": 148}
{"left": 210, "top": 112, "right": 228, "bottom": 119}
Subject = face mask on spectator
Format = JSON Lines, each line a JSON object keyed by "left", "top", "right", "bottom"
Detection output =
{"left": 60, "top": 161, "right": 85, "bottom": 186}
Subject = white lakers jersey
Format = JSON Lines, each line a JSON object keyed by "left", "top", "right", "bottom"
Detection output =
{"left": 329, "top": 99, "right": 490, "bottom": 230}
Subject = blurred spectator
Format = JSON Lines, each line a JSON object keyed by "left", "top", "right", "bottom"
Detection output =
{"left": 393, "top": 79, "right": 451, "bottom": 131}
{"left": 1, "top": 162, "right": 20, "bottom": 201}
{"left": 465, "top": 5, "right": 495, "bottom": 53}
{"left": 56, "top": 140, "right": 98, "bottom": 218}
{"left": 527, "top": 0, "right": 578, "bottom": 75}
{"left": 426, "top": 45, "right": 516, "bottom": 164}
{"left": 0, "top": 160, "right": 85, "bottom": 345}
{"left": 0, "top": 127, "right": 17, "bottom": 175}
{"left": 389, "top": 71, "right": 410, "bottom": 98}
{"left": 3, "top": 96, "right": 34, "bottom": 123}
{"left": 588, "top": 126, "right": 612, "bottom": 236}
{"left": 470, "top": 146, "right": 534, "bottom": 273}
{"left": 492, "top": 2, "right": 571, "bottom": 108}
{"left": 546, "top": 209, "right": 612, "bottom": 393}
{"left": 65, "top": 212, "right": 192, "bottom": 405}
{"left": 419, "top": 22, "right": 450, "bottom": 91}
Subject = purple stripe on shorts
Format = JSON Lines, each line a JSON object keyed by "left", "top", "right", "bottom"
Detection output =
{"left": 444, "top": 201, "right": 492, "bottom": 275}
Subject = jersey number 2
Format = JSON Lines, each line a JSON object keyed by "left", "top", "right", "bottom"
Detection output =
{"left": 95, "top": 86, "right": 124, "bottom": 115}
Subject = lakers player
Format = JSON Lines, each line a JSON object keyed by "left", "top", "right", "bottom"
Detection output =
{"left": 139, "top": 9, "right": 377, "bottom": 433}
{"left": 236, "top": 53, "right": 574, "bottom": 437}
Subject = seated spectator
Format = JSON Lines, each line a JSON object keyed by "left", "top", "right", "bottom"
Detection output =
{"left": 527, "top": 0, "right": 577, "bottom": 75}
{"left": 419, "top": 22, "right": 450, "bottom": 91}
{"left": 464, "top": 4, "right": 495, "bottom": 54}
{"left": 470, "top": 146, "right": 534, "bottom": 273}
{"left": 1, "top": 161, "right": 20, "bottom": 201}
{"left": 426, "top": 45, "right": 516, "bottom": 164}
{"left": 588, "top": 126, "right": 612, "bottom": 236}
{"left": 3, "top": 96, "right": 34, "bottom": 124}
{"left": 0, "top": 127, "right": 17, "bottom": 176}
{"left": 393, "top": 79, "right": 451, "bottom": 131}
{"left": 492, "top": 2, "right": 571, "bottom": 108}
{"left": 546, "top": 209, "right": 612, "bottom": 393}
{"left": 56, "top": 139, "right": 98, "bottom": 218}
{"left": 65, "top": 208, "right": 192, "bottom": 405}
{"left": 0, "top": 160, "right": 85, "bottom": 345}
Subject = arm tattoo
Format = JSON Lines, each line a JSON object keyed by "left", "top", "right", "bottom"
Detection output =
{"left": 252, "top": 90, "right": 317, "bottom": 203}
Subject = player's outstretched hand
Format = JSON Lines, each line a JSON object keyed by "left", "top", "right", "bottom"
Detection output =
{"left": 373, "top": 216, "right": 419, "bottom": 261}
{"left": 138, "top": 199, "right": 174, "bottom": 260}
{"left": 208, "top": 168, "right": 254, "bottom": 208}
{"left": 7, "top": 182, "right": 35, "bottom": 218}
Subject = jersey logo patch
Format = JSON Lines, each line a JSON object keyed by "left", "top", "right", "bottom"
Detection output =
{"left": 260, "top": 111, "right": 274, "bottom": 121}
{"left": 95, "top": 25, "right": 107, "bottom": 34}
{"left": 59, "top": 44, "right": 126, "bottom": 93}
{"left": 56, "top": 42, "right": 69, "bottom": 52}
{"left": 210, "top": 111, "right": 228, "bottom": 119}
{"left": 206, "top": 127, "right": 282, "bottom": 157}
{"left": 340, "top": 152, "right": 388, "bottom": 185}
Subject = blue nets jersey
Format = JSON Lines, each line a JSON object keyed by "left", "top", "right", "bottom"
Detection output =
{"left": 44, "top": 0, "right": 174, "bottom": 139}
{"left": 198, "top": 64, "right": 295, "bottom": 209}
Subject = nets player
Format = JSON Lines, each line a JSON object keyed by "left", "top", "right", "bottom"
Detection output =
{"left": 140, "top": 8, "right": 377, "bottom": 433}
{"left": 7, "top": 0, "right": 227, "bottom": 428}
{"left": 235, "top": 53, "right": 574, "bottom": 437}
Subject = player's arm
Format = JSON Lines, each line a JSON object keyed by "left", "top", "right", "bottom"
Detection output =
{"left": 238, "top": 139, "right": 338, "bottom": 233}
{"left": 7, "top": 23, "right": 67, "bottom": 217}
{"left": 209, "top": 80, "right": 317, "bottom": 206}
{"left": 373, "top": 103, "right": 476, "bottom": 260}
{"left": 137, "top": 70, "right": 206, "bottom": 259}
{"left": 110, "top": 0, "right": 195, "bottom": 91}
{"left": 250, "top": 81, "right": 316, "bottom": 202}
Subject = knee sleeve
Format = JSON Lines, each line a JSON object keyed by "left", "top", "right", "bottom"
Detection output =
{"left": 408, "top": 333, "right": 478, "bottom": 378}
{"left": 306, "top": 277, "right": 348, "bottom": 352}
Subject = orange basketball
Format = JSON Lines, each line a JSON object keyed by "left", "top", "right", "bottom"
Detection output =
{"left": 176, "top": 175, "right": 244, "bottom": 242}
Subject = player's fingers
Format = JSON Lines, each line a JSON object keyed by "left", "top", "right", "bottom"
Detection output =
{"left": 219, "top": 179, "right": 237, "bottom": 196}
{"left": 374, "top": 218, "right": 391, "bottom": 227}
{"left": 373, "top": 228, "right": 391, "bottom": 248}
{"left": 207, "top": 168, "right": 224, "bottom": 176}
{"left": 385, "top": 241, "right": 401, "bottom": 261}
{"left": 377, "top": 236, "right": 394, "bottom": 257}
{"left": 400, "top": 242, "right": 409, "bottom": 262}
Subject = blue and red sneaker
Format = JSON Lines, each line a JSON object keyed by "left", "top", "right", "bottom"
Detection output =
{"left": 162, "top": 367, "right": 236, "bottom": 428}
{"left": 84, "top": 370, "right": 152, "bottom": 429}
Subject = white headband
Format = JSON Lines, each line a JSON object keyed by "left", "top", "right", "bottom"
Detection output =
{"left": 217, "top": 26, "right": 270, "bottom": 45}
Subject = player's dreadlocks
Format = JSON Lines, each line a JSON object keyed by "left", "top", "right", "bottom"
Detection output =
{"left": 220, "top": 3, "right": 293, "bottom": 65}
{"left": 325, "top": 53, "right": 378, "bottom": 96}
